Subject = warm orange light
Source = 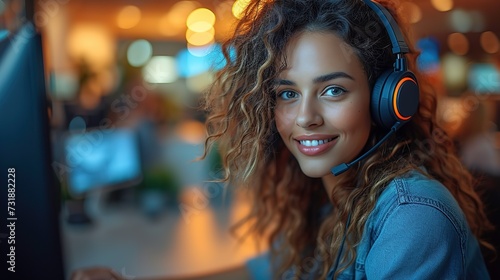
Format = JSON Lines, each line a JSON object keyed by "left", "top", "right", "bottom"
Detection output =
{"left": 401, "top": 2, "right": 422, "bottom": 24}
{"left": 176, "top": 120, "right": 206, "bottom": 144}
{"left": 431, "top": 0, "right": 453, "bottom": 12}
{"left": 214, "top": 0, "right": 237, "bottom": 41}
{"left": 480, "top": 31, "right": 500, "bottom": 54}
{"left": 170, "top": 189, "right": 266, "bottom": 274}
{"left": 172, "top": 0, "right": 201, "bottom": 15}
{"left": 186, "top": 27, "right": 215, "bottom": 46}
{"left": 116, "top": 5, "right": 141, "bottom": 29}
{"left": 188, "top": 21, "right": 214, "bottom": 33}
{"left": 187, "top": 8, "right": 216, "bottom": 32}
{"left": 67, "top": 24, "right": 115, "bottom": 69}
{"left": 232, "top": 0, "right": 251, "bottom": 19}
{"left": 159, "top": 1, "right": 201, "bottom": 37}
{"left": 172, "top": 197, "right": 220, "bottom": 266}
{"left": 447, "top": 33, "right": 469, "bottom": 56}
{"left": 159, "top": 15, "right": 185, "bottom": 36}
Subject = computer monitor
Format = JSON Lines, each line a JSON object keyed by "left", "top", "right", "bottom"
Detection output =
{"left": 0, "top": 22, "right": 65, "bottom": 279}
{"left": 64, "top": 128, "right": 143, "bottom": 197}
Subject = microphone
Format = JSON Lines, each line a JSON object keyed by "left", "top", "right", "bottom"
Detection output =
{"left": 331, "top": 122, "right": 402, "bottom": 176}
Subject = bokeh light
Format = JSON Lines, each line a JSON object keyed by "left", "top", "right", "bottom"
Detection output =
{"left": 187, "top": 8, "right": 216, "bottom": 32}
{"left": 480, "top": 31, "right": 500, "bottom": 54}
{"left": 67, "top": 24, "right": 115, "bottom": 69}
{"left": 159, "top": 1, "right": 201, "bottom": 37}
{"left": 142, "top": 56, "right": 178, "bottom": 84}
{"left": 447, "top": 32, "right": 469, "bottom": 56}
{"left": 232, "top": 0, "right": 251, "bottom": 19}
{"left": 187, "top": 43, "right": 216, "bottom": 57}
{"left": 186, "top": 27, "right": 215, "bottom": 46}
{"left": 401, "top": 2, "right": 422, "bottom": 24}
{"left": 442, "top": 53, "right": 468, "bottom": 91}
{"left": 176, "top": 44, "right": 228, "bottom": 78}
{"left": 69, "top": 116, "right": 87, "bottom": 133}
{"left": 449, "top": 9, "right": 473, "bottom": 33}
{"left": 431, "top": 0, "right": 453, "bottom": 12}
{"left": 416, "top": 37, "right": 440, "bottom": 73}
{"left": 116, "top": 5, "right": 141, "bottom": 29}
{"left": 127, "top": 39, "right": 153, "bottom": 67}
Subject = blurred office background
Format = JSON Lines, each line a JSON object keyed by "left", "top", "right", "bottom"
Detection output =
{"left": 1, "top": 0, "right": 500, "bottom": 279}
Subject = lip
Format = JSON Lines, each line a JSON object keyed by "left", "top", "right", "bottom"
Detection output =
{"left": 294, "top": 134, "right": 338, "bottom": 156}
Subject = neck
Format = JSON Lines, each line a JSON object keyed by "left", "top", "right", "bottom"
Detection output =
{"left": 322, "top": 173, "right": 351, "bottom": 208}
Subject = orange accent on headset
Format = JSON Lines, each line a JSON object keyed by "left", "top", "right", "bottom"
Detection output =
{"left": 393, "top": 77, "right": 415, "bottom": 121}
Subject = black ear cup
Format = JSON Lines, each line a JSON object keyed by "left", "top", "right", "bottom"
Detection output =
{"left": 371, "top": 70, "right": 420, "bottom": 130}
{"left": 362, "top": 0, "right": 420, "bottom": 131}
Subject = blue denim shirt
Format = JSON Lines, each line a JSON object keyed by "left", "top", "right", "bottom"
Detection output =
{"left": 246, "top": 170, "right": 490, "bottom": 279}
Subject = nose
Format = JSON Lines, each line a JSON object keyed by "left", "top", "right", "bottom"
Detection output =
{"left": 295, "top": 97, "right": 323, "bottom": 128}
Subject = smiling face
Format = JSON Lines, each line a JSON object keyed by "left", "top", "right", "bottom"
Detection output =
{"left": 274, "top": 31, "right": 372, "bottom": 179}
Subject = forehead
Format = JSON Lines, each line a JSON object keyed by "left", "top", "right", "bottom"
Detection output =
{"left": 279, "top": 31, "right": 364, "bottom": 77}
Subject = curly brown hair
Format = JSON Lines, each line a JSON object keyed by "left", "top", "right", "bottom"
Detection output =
{"left": 202, "top": 0, "right": 493, "bottom": 278}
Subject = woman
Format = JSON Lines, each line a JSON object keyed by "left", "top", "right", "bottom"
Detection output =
{"left": 72, "top": 0, "right": 493, "bottom": 279}
{"left": 202, "top": 0, "right": 492, "bottom": 279}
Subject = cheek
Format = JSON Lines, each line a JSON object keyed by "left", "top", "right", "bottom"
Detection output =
{"left": 330, "top": 100, "right": 371, "bottom": 134}
{"left": 274, "top": 107, "right": 295, "bottom": 135}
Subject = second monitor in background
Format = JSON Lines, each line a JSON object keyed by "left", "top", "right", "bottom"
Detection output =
{"left": 64, "top": 128, "right": 143, "bottom": 197}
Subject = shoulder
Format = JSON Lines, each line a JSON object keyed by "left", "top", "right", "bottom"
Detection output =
{"left": 357, "top": 170, "right": 489, "bottom": 279}
{"left": 368, "top": 169, "right": 468, "bottom": 239}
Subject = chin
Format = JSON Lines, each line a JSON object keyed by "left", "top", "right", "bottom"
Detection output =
{"left": 297, "top": 162, "right": 333, "bottom": 178}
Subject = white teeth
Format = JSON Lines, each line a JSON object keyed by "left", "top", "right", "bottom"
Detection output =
{"left": 299, "top": 138, "right": 335, "bottom": 147}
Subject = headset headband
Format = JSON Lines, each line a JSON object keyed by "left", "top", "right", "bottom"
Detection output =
{"left": 362, "top": 0, "right": 409, "bottom": 54}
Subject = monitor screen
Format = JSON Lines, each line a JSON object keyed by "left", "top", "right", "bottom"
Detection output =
{"left": 64, "top": 128, "right": 143, "bottom": 196}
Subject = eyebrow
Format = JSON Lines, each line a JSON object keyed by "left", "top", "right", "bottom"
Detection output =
{"left": 274, "top": 71, "right": 355, "bottom": 86}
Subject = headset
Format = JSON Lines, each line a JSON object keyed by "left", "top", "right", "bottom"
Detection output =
{"left": 331, "top": 0, "right": 420, "bottom": 176}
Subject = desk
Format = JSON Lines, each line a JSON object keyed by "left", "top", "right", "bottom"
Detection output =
{"left": 62, "top": 189, "right": 265, "bottom": 279}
